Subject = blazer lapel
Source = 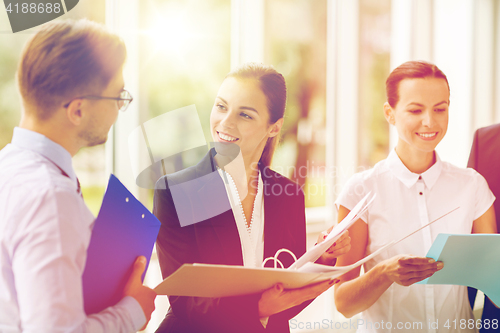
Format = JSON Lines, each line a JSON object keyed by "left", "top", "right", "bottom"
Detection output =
{"left": 261, "top": 168, "right": 304, "bottom": 269}
{"left": 262, "top": 170, "right": 288, "bottom": 266}
{"left": 193, "top": 150, "right": 243, "bottom": 266}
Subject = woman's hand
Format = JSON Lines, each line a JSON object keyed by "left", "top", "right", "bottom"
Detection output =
{"left": 379, "top": 255, "right": 443, "bottom": 286}
{"left": 315, "top": 229, "right": 351, "bottom": 266}
{"left": 258, "top": 279, "right": 338, "bottom": 318}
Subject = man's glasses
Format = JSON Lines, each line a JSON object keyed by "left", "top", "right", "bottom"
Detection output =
{"left": 64, "top": 90, "right": 133, "bottom": 112}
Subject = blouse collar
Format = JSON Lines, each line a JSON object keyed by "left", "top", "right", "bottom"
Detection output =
{"left": 386, "top": 148, "right": 443, "bottom": 190}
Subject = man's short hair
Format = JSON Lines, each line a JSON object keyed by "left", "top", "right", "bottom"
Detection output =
{"left": 17, "top": 19, "right": 126, "bottom": 120}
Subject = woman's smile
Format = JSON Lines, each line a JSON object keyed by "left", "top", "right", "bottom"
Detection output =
{"left": 216, "top": 131, "right": 239, "bottom": 142}
{"left": 415, "top": 131, "right": 438, "bottom": 140}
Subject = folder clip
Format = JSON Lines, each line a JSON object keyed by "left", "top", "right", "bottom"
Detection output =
{"left": 262, "top": 248, "right": 298, "bottom": 269}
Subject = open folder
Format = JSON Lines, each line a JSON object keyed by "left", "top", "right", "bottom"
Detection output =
{"left": 155, "top": 193, "right": 378, "bottom": 298}
{"left": 154, "top": 241, "right": 392, "bottom": 298}
{"left": 82, "top": 175, "right": 161, "bottom": 315}
{"left": 155, "top": 197, "right": 460, "bottom": 298}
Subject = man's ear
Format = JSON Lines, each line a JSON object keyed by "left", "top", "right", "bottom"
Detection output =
{"left": 268, "top": 118, "right": 284, "bottom": 138}
{"left": 383, "top": 102, "right": 395, "bottom": 125}
{"left": 65, "top": 99, "right": 84, "bottom": 126}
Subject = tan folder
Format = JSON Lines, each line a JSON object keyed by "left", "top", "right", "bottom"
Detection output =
{"left": 153, "top": 238, "right": 393, "bottom": 298}
{"left": 154, "top": 203, "right": 459, "bottom": 298}
{"left": 154, "top": 263, "right": 342, "bottom": 298}
{"left": 154, "top": 193, "right": 380, "bottom": 298}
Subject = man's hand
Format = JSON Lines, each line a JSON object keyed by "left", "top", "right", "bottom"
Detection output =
{"left": 123, "top": 256, "right": 157, "bottom": 330}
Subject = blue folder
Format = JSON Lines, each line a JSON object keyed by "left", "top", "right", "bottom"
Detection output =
{"left": 419, "top": 233, "right": 500, "bottom": 306}
{"left": 82, "top": 174, "right": 161, "bottom": 315}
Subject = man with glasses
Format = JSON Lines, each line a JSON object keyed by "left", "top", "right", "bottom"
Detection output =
{"left": 0, "top": 19, "right": 156, "bottom": 332}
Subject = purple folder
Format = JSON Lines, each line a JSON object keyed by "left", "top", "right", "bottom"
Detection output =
{"left": 82, "top": 174, "right": 161, "bottom": 314}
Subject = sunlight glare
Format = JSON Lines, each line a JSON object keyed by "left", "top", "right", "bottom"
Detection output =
{"left": 147, "top": 11, "right": 197, "bottom": 59}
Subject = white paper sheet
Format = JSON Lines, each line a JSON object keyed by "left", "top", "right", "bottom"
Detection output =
{"left": 288, "top": 192, "right": 375, "bottom": 270}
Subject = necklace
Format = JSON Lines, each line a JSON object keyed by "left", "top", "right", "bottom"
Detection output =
{"left": 224, "top": 170, "right": 259, "bottom": 234}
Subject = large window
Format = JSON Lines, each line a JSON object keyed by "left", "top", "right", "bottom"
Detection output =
{"left": 140, "top": 0, "right": 231, "bottom": 139}
{"left": 358, "top": 0, "right": 391, "bottom": 167}
{"left": 265, "top": 0, "right": 328, "bottom": 208}
{"left": 137, "top": 0, "right": 232, "bottom": 210}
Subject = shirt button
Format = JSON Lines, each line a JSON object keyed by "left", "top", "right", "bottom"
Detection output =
{"left": 419, "top": 192, "right": 423, "bottom": 195}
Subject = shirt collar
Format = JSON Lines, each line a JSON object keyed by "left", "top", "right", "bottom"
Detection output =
{"left": 386, "top": 148, "right": 443, "bottom": 190}
{"left": 11, "top": 127, "right": 77, "bottom": 184}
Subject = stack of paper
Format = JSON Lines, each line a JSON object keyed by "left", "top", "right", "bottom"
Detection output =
{"left": 154, "top": 197, "right": 462, "bottom": 298}
{"left": 155, "top": 193, "right": 378, "bottom": 297}
{"left": 154, "top": 241, "right": 392, "bottom": 298}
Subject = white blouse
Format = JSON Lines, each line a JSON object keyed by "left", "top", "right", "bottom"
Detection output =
{"left": 336, "top": 149, "right": 495, "bottom": 333}
{"left": 217, "top": 168, "right": 265, "bottom": 268}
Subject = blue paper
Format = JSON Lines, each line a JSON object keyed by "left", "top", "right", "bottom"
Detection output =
{"left": 82, "top": 174, "right": 161, "bottom": 315}
{"left": 419, "top": 233, "right": 500, "bottom": 306}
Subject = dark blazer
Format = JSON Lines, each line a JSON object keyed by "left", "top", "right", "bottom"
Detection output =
{"left": 153, "top": 150, "right": 309, "bottom": 333}
{"left": 468, "top": 123, "right": 500, "bottom": 330}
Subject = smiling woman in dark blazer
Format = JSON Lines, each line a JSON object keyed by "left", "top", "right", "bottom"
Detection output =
{"left": 153, "top": 63, "right": 350, "bottom": 333}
